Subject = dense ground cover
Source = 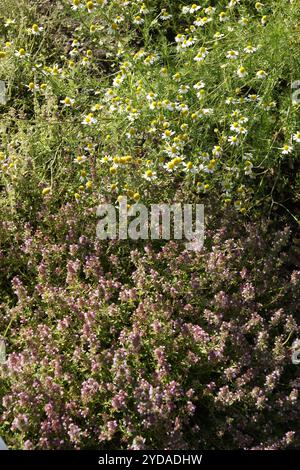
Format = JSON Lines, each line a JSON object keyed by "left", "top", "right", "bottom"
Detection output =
{"left": 0, "top": 0, "right": 300, "bottom": 449}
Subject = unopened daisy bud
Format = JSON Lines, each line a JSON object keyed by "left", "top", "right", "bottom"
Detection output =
{"left": 42, "top": 187, "right": 51, "bottom": 196}
{"left": 133, "top": 192, "right": 140, "bottom": 201}
{"left": 86, "top": 180, "right": 93, "bottom": 189}
{"left": 0, "top": 51, "right": 6, "bottom": 59}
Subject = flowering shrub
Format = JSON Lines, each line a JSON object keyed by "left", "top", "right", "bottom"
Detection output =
{"left": 0, "top": 202, "right": 300, "bottom": 449}
{"left": 0, "top": 0, "right": 300, "bottom": 451}
{"left": 0, "top": 0, "right": 300, "bottom": 217}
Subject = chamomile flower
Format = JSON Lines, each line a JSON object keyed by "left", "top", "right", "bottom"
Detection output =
{"left": 237, "top": 66, "right": 247, "bottom": 78}
{"left": 280, "top": 144, "right": 293, "bottom": 155}
{"left": 256, "top": 70, "right": 268, "bottom": 79}
{"left": 29, "top": 24, "right": 43, "bottom": 35}
{"left": 230, "top": 122, "right": 241, "bottom": 132}
{"left": 133, "top": 15, "right": 144, "bottom": 25}
{"left": 61, "top": 97, "right": 75, "bottom": 107}
{"left": 212, "top": 145, "right": 223, "bottom": 157}
{"left": 71, "top": 0, "right": 82, "bottom": 10}
{"left": 139, "top": 3, "right": 149, "bottom": 14}
{"left": 49, "top": 64, "right": 62, "bottom": 75}
{"left": 261, "top": 15, "right": 268, "bottom": 25}
{"left": 15, "top": 48, "right": 29, "bottom": 58}
{"left": 178, "top": 85, "right": 190, "bottom": 94}
{"left": 226, "top": 50, "right": 239, "bottom": 59}
{"left": 239, "top": 16, "right": 249, "bottom": 26}
{"left": 228, "top": 135, "right": 239, "bottom": 146}
{"left": 194, "top": 16, "right": 212, "bottom": 27}
{"left": 228, "top": 0, "right": 241, "bottom": 6}
{"left": 74, "top": 155, "right": 88, "bottom": 164}
{"left": 194, "top": 47, "right": 209, "bottom": 62}
{"left": 143, "top": 53, "right": 158, "bottom": 65}
{"left": 26, "top": 82, "right": 39, "bottom": 92}
{"left": 219, "top": 11, "right": 229, "bottom": 22}
{"left": 205, "top": 6, "right": 216, "bottom": 15}
{"left": 86, "top": 1, "right": 94, "bottom": 13}
{"left": 82, "top": 113, "right": 97, "bottom": 125}
{"left": 179, "top": 37, "right": 196, "bottom": 49}
{"left": 162, "top": 129, "right": 175, "bottom": 139}
{"left": 85, "top": 142, "right": 96, "bottom": 152}
{"left": 214, "top": 31, "right": 225, "bottom": 39}
{"left": 160, "top": 9, "right": 172, "bottom": 21}
{"left": 183, "top": 161, "right": 197, "bottom": 173}
{"left": 190, "top": 4, "right": 201, "bottom": 13}
{"left": 143, "top": 169, "right": 157, "bottom": 180}
{"left": 255, "top": 2, "right": 264, "bottom": 11}
{"left": 200, "top": 108, "right": 213, "bottom": 116}
{"left": 244, "top": 44, "right": 257, "bottom": 54}
{"left": 292, "top": 131, "right": 300, "bottom": 143}
{"left": 194, "top": 81, "right": 205, "bottom": 90}
{"left": 4, "top": 18, "right": 16, "bottom": 28}
{"left": 244, "top": 160, "right": 253, "bottom": 175}
{"left": 172, "top": 72, "right": 182, "bottom": 82}
{"left": 175, "top": 34, "right": 185, "bottom": 43}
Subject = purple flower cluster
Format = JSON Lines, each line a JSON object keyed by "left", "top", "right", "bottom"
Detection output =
{"left": 0, "top": 204, "right": 300, "bottom": 449}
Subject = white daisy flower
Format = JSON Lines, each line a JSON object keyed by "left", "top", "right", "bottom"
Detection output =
{"left": 237, "top": 66, "right": 248, "bottom": 78}
{"left": 228, "top": 135, "right": 239, "bottom": 146}
{"left": 193, "top": 81, "right": 205, "bottom": 90}
{"left": 256, "top": 70, "right": 268, "bottom": 79}
{"left": 161, "top": 9, "right": 172, "bottom": 20}
{"left": 194, "top": 16, "right": 212, "bottom": 27}
{"left": 133, "top": 15, "right": 144, "bottom": 25}
{"left": 60, "top": 97, "right": 75, "bottom": 107}
{"left": 212, "top": 146, "right": 223, "bottom": 157}
{"left": 143, "top": 169, "right": 157, "bottom": 180}
{"left": 190, "top": 4, "right": 201, "bottom": 13}
{"left": 292, "top": 131, "right": 300, "bottom": 143}
{"left": 226, "top": 50, "right": 239, "bottom": 59}
{"left": 74, "top": 155, "right": 88, "bottom": 164}
{"left": 244, "top": 44, "right": 257, "bottom": 54}
{"left": 178, "top": 85, "right": 190, "bottom": 94}
{"left": 280, "top": 144, "right": 293, "bottom": 155}
{"left": 162, "top": 130, "right": 175, "bottom": 139}
{"left": 194, "top": 47, "right": 209, "bottom": 62}
{"left": 82, "top": 114, "right": 97, "bottom": 125}
{"left": 30, "top": 24, "right": 44, "bottom": 35}
{"left": 15, "top": 48, "right": 29, "bottom": 58}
